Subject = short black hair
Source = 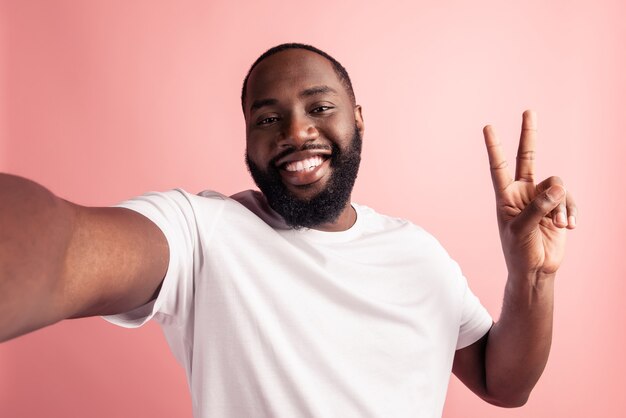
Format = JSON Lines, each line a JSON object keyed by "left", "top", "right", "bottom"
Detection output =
{"left": 241, "top": 43, "right": 356, "bottom": 112}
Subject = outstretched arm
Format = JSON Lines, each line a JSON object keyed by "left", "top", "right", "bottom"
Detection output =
{"left": 452, "top": 110, "right": 577, "bottom": 407}
{"left": 0, "top": 174, "right": 169, "bottom": 342}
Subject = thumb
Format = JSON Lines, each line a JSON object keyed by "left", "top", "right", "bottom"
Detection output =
{"left": 512, "top": 185, "right": 566, "bottom": 234}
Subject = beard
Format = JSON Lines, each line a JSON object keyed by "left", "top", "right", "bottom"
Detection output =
{"left": 245, "top": 127, "right": 362, "bottom": 229}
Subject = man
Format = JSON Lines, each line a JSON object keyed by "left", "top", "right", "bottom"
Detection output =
{"left": 0, "top": 43, "right": 577, "bottom": 417}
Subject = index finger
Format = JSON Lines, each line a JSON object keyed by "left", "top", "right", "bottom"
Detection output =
{"left": 483, "top": 124, "right": 513, "bottom": 192}
{"left": 515, "top": 110, "right": 538, "bottom": 183}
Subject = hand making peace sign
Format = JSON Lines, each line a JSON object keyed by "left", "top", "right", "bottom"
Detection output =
{"left": 483, "top": 110, "right": 577, "bottom": 279}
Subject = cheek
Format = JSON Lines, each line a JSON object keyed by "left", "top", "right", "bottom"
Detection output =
{"left": 248, "top": 128, "right": 280, "bottom": 152}
{"left": 324, "top": 118, "right": 355, "bottom": 145}
{"left": 323, "top": 112, "right": 354, "bottom": 133}
{"left": 246, "top": 139, "right": 270, "bottom": 167}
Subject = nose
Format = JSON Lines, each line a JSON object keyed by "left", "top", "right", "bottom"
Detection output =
{"left": 278, "top": 114, "right": 319, "bottom": 149}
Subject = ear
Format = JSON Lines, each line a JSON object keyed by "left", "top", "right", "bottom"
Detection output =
{"left": 354, "top": 105, "right": 364, "bottom": 136}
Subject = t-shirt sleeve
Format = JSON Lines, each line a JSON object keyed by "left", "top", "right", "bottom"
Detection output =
{"left": 101, "top": 189, "right": 218, "bottom": 329}
{"left": 456, "top": 274, "right": 493, "bottom": 350}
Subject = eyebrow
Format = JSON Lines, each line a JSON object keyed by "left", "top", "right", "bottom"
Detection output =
{"left": 250, "top": 98, "right": 278, "bottom": 112}
{"left": 300, "top": 85, "right": 338, "bottom": 97}
{"left": 249, "top": 85, "right": 338, "bottom": 112}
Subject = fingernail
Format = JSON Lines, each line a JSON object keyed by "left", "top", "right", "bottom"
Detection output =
{"left": 568, "top": 215, "right": 576, "bottom": 228}
{"left": 547, "top": 186, "right": 565, "bottom": 200}
{"left": 557, "top": 212, "right": 567, "bottom": 225}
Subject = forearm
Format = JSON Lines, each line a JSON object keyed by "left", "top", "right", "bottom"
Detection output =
{"left": 0, "top": 173, "right": 77, "bottom": 342}
{"left": 485, "top": 271, "right": 555, "bottom": 406}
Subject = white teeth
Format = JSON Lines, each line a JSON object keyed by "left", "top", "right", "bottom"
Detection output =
{"left": 285, "top": 156, "right": 324, "bottom": 172}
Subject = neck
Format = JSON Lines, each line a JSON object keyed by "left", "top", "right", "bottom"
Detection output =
{"left": 311, "top": 201, "right": 356, "bottom": 232}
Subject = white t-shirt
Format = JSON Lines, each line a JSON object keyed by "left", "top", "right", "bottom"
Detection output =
{"left": 104, "top": 189, "right": 492, "bottom": 418}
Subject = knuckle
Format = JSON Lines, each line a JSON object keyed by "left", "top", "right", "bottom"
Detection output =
{"left": 490, "top": 160, "right": 508, "bottom": 171}
{"left": 546, "top": 175, "right": 564, "bottom": 185}
{"left": 538, "top": 194, "right": 552, "bottom": 208}
{"left": 517, "top": 172, "right": 534, "bottom": 183}
{"left": 542, "top": 192, "right": 556, "bottom": 204}
{"left": 516, "top": 150, "right": 536, "bottom": 160}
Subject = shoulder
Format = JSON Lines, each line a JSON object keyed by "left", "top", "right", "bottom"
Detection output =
{"left": 116, "top": 189, "right": 232, "bottom": 223}
{"left": 354, "top": 203, "right": 431, "bottom": 239}
{"left": 119, "top": 188, "right": 227, "bottom": 211}
{"left": 353, "top": 203, "right": 453, "bottom": 259}
{"left": 228, "top": 189, "right": 290, "bottom": 229}
{"left": 117, "top": 189, "right": 286, "bottom": 232}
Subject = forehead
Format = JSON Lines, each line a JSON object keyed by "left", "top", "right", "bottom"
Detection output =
{"left": 246, "top": 49, "right": 346, "bottom": 108}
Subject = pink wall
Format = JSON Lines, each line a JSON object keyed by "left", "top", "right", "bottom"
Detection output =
{"left": 1, "top": 1, "right": 625, "bottom": 417}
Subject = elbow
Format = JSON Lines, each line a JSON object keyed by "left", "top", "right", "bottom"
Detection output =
{"left": 483, "top": 390, "right": 531, "bottom": 408}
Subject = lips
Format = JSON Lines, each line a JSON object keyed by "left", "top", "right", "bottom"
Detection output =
{"left": 275, "top": 150, "right": 332, "bottom": 187}
{"left": 284, "top": 155, "right": 325, "bottom": 172}
{"left": 275, "top": 149, "right": 332, "bottom": 168}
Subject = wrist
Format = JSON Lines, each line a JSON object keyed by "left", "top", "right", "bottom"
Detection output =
{"left": 504, "top": 271, "right": 555, "bottom": 309}
{"left": 506, "top": 262, "right": 557, "bottom": 285}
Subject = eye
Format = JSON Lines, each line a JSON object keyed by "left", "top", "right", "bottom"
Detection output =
{"left": 311, "top": 105, "right": 334, "bottom": 113}
{"left": 257, "top": 116, "right": 280, "bottom": 126}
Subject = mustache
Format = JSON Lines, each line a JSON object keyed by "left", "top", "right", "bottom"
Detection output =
{"left": 268, "top": 143, "right": 333, "bottom": 168}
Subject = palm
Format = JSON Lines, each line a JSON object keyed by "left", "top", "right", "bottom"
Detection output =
{"left": 484, "top": 111, "right": 574, "bottom": 277}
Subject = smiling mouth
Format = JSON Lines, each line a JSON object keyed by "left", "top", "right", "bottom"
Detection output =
{"left": 282, "top": 155, "right": 327, "bottom": 172}
{"left": 275, "top": 153, "right": 332, "bottom": 188}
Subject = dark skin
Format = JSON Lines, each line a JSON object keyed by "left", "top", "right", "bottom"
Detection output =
{"left": 244, "top": 50, "right": 363, "bottom": 231}
{"left": 453, "top": 113, "right": 576, "bottom": 406}
{"left": 0, "top": 47, "right": 577, "bottom": 409}
{"left": 244, "top": 50, "right": 577, "bottom": 407}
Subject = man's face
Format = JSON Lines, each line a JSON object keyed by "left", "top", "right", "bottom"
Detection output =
{"left": 243, "top": 49, "right": 364, "bottom": 228}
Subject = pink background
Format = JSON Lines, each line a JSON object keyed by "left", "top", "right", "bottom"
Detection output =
{"left": 1, "top": 1, "right": 625, "bottom": 417}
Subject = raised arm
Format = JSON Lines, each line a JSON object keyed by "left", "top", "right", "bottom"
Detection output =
{"left": 452, "top": 110, "right": 577, "bottom": 407}
{"left": 0, "top": 173, "right": 169, "bottom": 342}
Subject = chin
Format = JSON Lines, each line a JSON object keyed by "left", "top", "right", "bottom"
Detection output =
{"left": 245, "top": 125, "right": 362, "bottom": 229}
{"left": 287, "top": 180, "right": 328, "bottom": 201}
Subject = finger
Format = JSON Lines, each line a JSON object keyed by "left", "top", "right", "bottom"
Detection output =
{"left": 566, "top": 191, "right": 578, "bottom": 229}
{"left": 512, "top": 185, "right": 566, "bottom": 235}
{"left": 536, "top": 176, "right": 567, "bottom": 228}
{"left": 515, "top": 110, "right": 538, "bottom": 183}
{"left": 483, "top": 125, "right": 513, "bottom": 193}
{"left": 552, "top": 201, "right": 568, "bottom": 228}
